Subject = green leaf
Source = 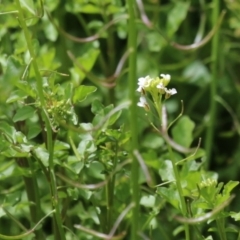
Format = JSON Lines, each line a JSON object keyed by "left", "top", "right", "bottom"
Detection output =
{"left": 34, "top": 146, "right": 49, "bottom": 167}
{"left": 20, "top": 0, "right": 35, "bottom": 15}
{"left": 181, "top": 171, "right": 201, "bottom": 197}
{"left": 13, "top": 106, "right": 35, "bottom": 122}
{"left": 91, "top": 99, "right": 104, "bottom": 114}
{"left": 159, "top": 160, "right": 175, "bottom": 182}
{"left": 3, "top": 56, "right": 23, "bottom": 83}
{"left": 0, "top": 121, "right": 17, "bottom": 143}
{"left": 45, "top": 0, "right": 60, "bottom": 11}
{"left": 43, "top": 18, "right": 58, "bottom": 42}
{"left": 92, "top": 104, "right": 122, "bottom": 130}
{"left": 87, "top": 161, "right": 104, "bottom": 180}
{"left": 146, "top": 32, "right": 165, "bottom": 52}
{"left": 14, "top": 81, "right": 36, "bottom": 98}
{"left": 157, "top": 187, "right": 181, "bottom": 210}
{"left": 222, "top": 181, "right": 239, "bottom": 197}
{"left": 140, "top": 195, "right": 155, "bottom": 208}
{"left": 54, "top": 140, "right": 70, "bottom": 151}
{"left": 73, "top": 85, "right": 97, "bottom": 103}
{"left": 172, "top": 116, "right": 195, "bottom": 148}
{"left": 142, "top": 133, "right": 164, "bottom": 149}
{"left": 230, "top": 211, "right": 240, "bottom": 221}
{"left": 27, "top": 124, "right": 41, "bottom": 139}
{"left": 183, "top": 60, "right": 211, "bottom": 87}
{"left": 66, "top": 2, "right": 101, "bottom": 14}
{"left": 64, "top": 156, "right": 84, "bottom": 175}
{"left": 6, "top": 89, "right": 27, "bottom": 103}
{"left": 70, "top": 48, "right": 100, "bottom": 84}
{"left": 167, "top": 1, "right": 190, "bottom": 37}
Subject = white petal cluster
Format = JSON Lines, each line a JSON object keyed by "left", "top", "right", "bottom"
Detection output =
{"left": 136, "top": 73, "right": 177, "bottom": 109}
{"left": 160, "top": 74, "right": 171, "bottom": 84}
{"left": 136, "top": 75, "right": 152, "bottom": 93}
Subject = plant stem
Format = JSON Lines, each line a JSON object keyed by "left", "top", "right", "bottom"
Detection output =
{"left": 216, "top": 217, "right": 227, "bottom": 240}
{"left": 204, "top": 0, "right": 220, "bottom": 169}
{"left": 127, "top": 0, "right": 140, "bottom": 239}
{"left": 17, "top": 158, "right": 45, "bottom": 239}
{"left": 15, "top": 2, "right": 65, "bottom": 239}
{"left": 106, "top": 143, "right": 119, "bottom": 232}
{"left": 168, "top": 145, "right": 190, "bottom": 240}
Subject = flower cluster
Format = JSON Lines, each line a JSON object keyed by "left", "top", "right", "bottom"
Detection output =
{"left": 136, "top": 74, "right": 177, "bottom": 110}
{"left": 199, "top": 178, "right": 217, "bottom": 189}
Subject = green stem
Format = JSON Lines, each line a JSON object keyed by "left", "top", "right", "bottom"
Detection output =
{"left": 204, "top": 0, "right": 220, "bottom": 169}
{"left": 153, "top": 94, "right": 162, "bottom": 125}
{"left": 237, "top": 229, "right": 240, "bottom": 240}
{"left": 22, "top": 158, "right": 45, "bottom": 239}
{"left": 167, "top": 145, "right": 190, "bottom": 240}
{"left": 105, "top": 180, "right": 111, "bottom": 233}
{"left": 15, "top": 0, "right": 45, "bottom": 106}
{"left": 15, "top": 2, "right": 65, "bottom": 239}
{"left": 216, "top": 217, "right": 227, "bottom": 240}
{"left": 127, "top": 0, "right": 139, "bottom": 239}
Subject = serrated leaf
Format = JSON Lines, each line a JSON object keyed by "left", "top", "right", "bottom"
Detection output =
{"left": 13, "top": 106, "right": 35, "bottom": 122}
{"left": 73, "top": 85, "right": 97, "bottom": 103}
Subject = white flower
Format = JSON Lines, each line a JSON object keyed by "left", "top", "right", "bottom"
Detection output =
{"left": 160, "top": 74, "right": 171, "bottom": 86}
{"left": 156, "top": 82, "right": 166, "bottom": 94}
{"left": 137, "top": 75, "right": 152, "bottom": 93}
{"left": 160, "top": 74, "right": 171, "bottom": 81}
{"left": 165, "top": 88, "right": 177, "bottom": 99}
{"left": 137, "top": 96, "right": 149, "bottom": 110}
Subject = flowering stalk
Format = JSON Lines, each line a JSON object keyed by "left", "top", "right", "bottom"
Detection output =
{"left": 136, "top": 74, "right": 177, "bottom": 125}
{"left": 136, "top": 74, "right": 190, "bottom": 239}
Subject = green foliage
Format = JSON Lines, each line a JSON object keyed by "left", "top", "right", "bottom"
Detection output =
{"left": 0, "top": 0, "right": 240, "bottom": 240}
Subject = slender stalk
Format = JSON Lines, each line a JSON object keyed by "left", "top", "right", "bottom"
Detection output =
{"left": 15, "top": 2, "right": 65, "bottom": 239}
{"left": 204, "top": 0, "right": 220, "bottom": 169}
{"left": 167, "top": 145, "right": 190, "bottom": 240}
{"left": 15, "top": 1, "right": 45, "bottom": 106}
{"left": 216, "top": 218, "right": 227, "bottom": 240}
{"left": 127, "top": 1, "right": 140, "bottom": 239}
{"left": 106, "top": 143, "right": 119, "bottom": 232}
{"left": 15, "top": 157, "right": 45, "bottom": 239}
{"left": 23, "top": 159, "right": 45, "bottom": 239}
{"left": 238, "top": 229, "right": 240, "bottom": 240}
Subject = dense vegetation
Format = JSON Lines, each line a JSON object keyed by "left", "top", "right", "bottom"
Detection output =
{"left": 1, "top": 0, "right": 240, "bottom": 239}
